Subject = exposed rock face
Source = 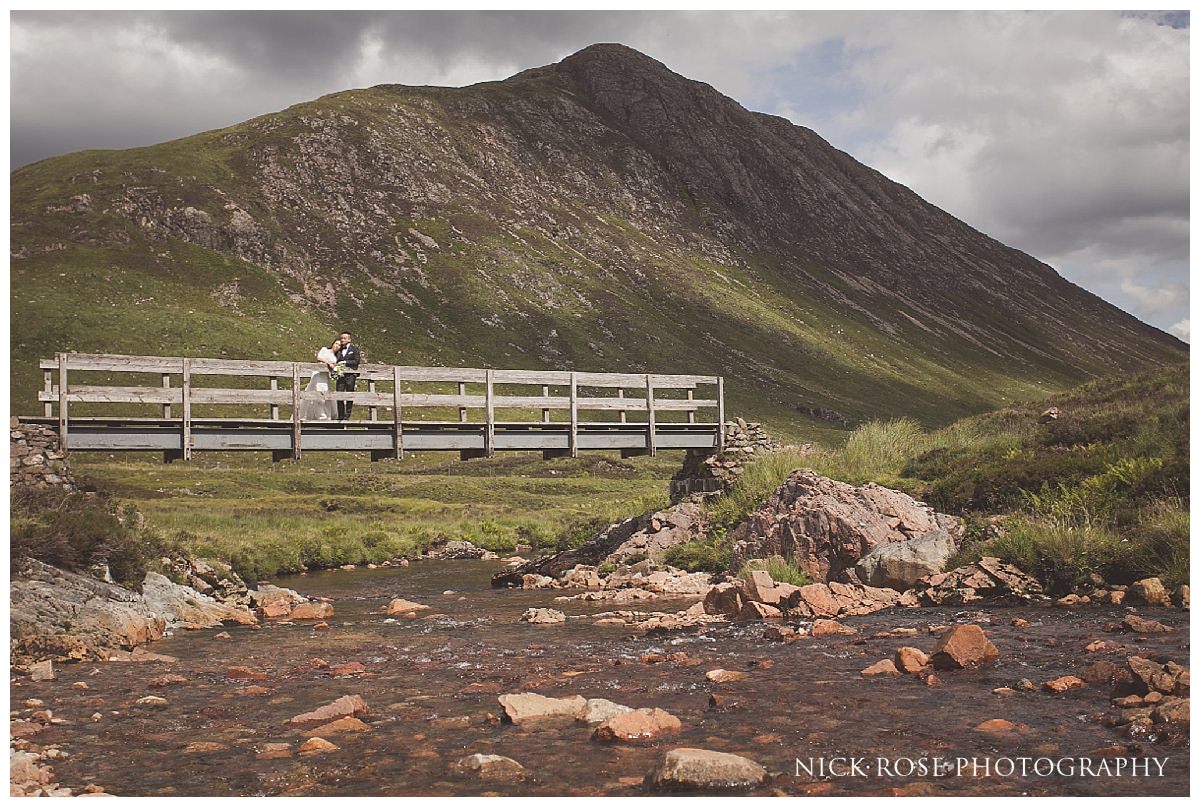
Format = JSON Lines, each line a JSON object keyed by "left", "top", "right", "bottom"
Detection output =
{"left": 855, "top": 530, "right": 957, "bottom": 591}
{"left": 731, "top": 470, "right": 961, "bottom": 583}
{"left": 10, "top": 559, "right": 165, "bottom": 661}
{"left": 492, "top": 501, "right": 706, "bottom": 587}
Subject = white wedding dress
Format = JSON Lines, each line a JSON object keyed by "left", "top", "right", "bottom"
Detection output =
{"left": 300, "top": 347, "right": 339, "bottom": 421}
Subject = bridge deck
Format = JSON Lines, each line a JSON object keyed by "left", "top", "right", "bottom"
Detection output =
{"left": 29, "top": 353, "right": 725, "bottom": 462}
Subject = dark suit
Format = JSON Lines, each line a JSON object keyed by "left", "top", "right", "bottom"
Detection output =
{"left": 335, "top": 342, "right": 361, "bottom": 420}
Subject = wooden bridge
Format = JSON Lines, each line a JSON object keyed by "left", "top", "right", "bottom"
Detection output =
{"left": 22, "top": 353, "right": 725, "bottom": 462}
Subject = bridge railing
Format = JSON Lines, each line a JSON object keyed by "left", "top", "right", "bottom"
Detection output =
{"left": 36, "top": 353, "right": 725, "bottom": 460}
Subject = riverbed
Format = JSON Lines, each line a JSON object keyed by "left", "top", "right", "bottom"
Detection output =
{"left": 13, "top": 560, "right": 1190, "bottom": 796}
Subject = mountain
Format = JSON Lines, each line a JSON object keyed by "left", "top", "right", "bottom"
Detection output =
{"left": 10, "top": 43, "right": 1185, "bottom": 441}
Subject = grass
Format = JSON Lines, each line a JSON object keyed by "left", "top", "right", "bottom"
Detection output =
{"left": 70, "top": 450, "right": 673, "bottom": 580}
{"left": 739, "top": 555, "right": 813, "bottom": 587}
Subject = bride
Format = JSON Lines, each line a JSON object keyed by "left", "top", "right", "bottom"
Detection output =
{"left": 300, "top": 338, "right": 341, "bottom": 421}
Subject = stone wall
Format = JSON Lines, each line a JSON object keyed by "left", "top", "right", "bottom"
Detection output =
{"left": 10, "top": 421, "right": 76, "bottom": 493}
{"left": 670, "top": 418, "right": 787, "bottom": 500}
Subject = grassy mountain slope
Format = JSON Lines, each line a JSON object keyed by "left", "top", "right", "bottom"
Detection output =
{"left": 10, "top": 44, "right": 1184, "bottom": 443}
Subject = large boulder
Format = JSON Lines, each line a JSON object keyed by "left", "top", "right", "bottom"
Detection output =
{"left": 730, "top": 470, "right": 961, "bottom": 583}
{"left": 855, "top": 530, "right": 957, "bottom": 590}
{"left": 492, "top": 501, "right": 707, "bottom": 587}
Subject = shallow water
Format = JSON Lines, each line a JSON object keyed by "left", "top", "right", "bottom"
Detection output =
{"left": 16, "top": 560, "right": 1190, "bottom": 796}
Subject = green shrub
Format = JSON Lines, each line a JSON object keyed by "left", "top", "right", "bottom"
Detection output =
{"left": 663, "top": 535, "right": 731, "bottom": 574}
{"left": 738, "top": 555, "right": 812, "bottom": 587}
{"left": 990, "top": 517, "right": 1132, "bottom": 595}
{"left": 1127, "top": 502, "right": 1190, "bottom": 588}
{"left": 10, "top": 494, "right": 163, "bottom": 588}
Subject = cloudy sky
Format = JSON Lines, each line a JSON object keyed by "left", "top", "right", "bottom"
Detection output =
{"left": 10, "top": 10, "right": 1190, "bottom": 340}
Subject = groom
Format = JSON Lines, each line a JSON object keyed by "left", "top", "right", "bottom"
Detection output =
{"left": 335, "top": 331, "right": 361, "bottom": 421}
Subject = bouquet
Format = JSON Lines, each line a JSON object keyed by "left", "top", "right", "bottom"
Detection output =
{"left": 330, "top": 361, "right": 349, "bottom": 380}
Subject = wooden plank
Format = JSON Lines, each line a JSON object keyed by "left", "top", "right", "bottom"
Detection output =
{"left": 393, "top": 366, "right": 403, "bottom": 460}
{"left": 717, "top": 376, "right": 726, "bottom": 453}
{"left": 43, "top": 369, "right": 52, "bottom": 417}
{"left": 270, "top": 377, "right": 279, "bottom": 420}
{"left": 190, "top": 388, "right": 292, "bottom": 405}
{"left": 484, "top": 369, "right": 495, "bottom": 458}
{"left": 569, "top": 372, "right": 578, "bottom": 458}
{"left": 57, "top": 353, "right": 68, "bottom": 452}
{"left": 291, "top": 363, "right": 301, "bottom": 459}
{"left": 162, "top": 374, "right": 172, "bottom": 419}
{"left": 645, "top": 373, "right": 657, "bottom": 457}
{"left": 181, "top": 358, "right": 192, "bottom": 460}
{"left": 491, "top": 395, "right": 571, "bottom": 410}
{"left": 541, "top": 384, "right": 550, "bottom": 423}
{"left": 491, "top": 369, "right": 573, "bottom": 385}
{"left": 367, "top": 379, "right": 378, "bottom": 422}
{"left": 458, "top": 381, "right": 467, "bottom": 423}
{"left": 41, "top": 387, "right": 183, "bottom": 405}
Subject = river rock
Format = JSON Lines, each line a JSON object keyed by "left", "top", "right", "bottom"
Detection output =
{"left": 289, "top": 601, "right": 334, "bottom": 620}
{"left": 1130, "top": 577, "right": 1172, "bottom": 607}
{"left": 919, "top": 557, "right": 1044, "bottom": 605}
{"left": 427, "top": 540, "right": 485, "bottom": 559}
{"left": 1172, "top": 585, "right": 1189, "bottom": 609}
{"left": 498, "top": 693, "right": 587, "bottom": 723}
{"left": 579, "top": 698, "right": 633, "bottom": 724}
{"left": 894, "top": 647, "right": 929, "bottom": 673}
{"left": 855, "top": 530, "right": 957, "bottom": 590}
{"left": 249, "top": 585, "right": 306, "bottom": 619}
{"left": 1109, "top": 614, "right": 1174, "bottom": 634}
{"left": 298, "top": 737, "right": 338, "bottom": 755}
{"left": 1043, "top": 675, "right": 1087, "bottom": 693}
{"left": 705, "top": 669, "right": 747, "bottom": 683}
{"left": 287, "top": 694, "right": 369, "bottom": 727}
{"left": 520, "top": 608, "right": 566, "bottom": 624}
{"left": 729, "top": 470, "right": 960, "bottom": 582}
{"left": 385, "top": 598, "right": 430, "bottom": 615}
{"left": 647, "top": 748, "right": 766, "bottom": 790}
{"left": 811, "top": 619, "right": 855, "bottom": 637}
{"left": 452, "top": 753, "right": 526, "bottom": 782}
{"left": 592, "top": 707, "right": 681, "bottom": 742}
{"left": 702, "top": 582, "right": 745, "bottom": 616}
{"left": 929, "top": 624, "right": 999, "bottom": 670}
{"left": 861, "top": 659, "right": 900, "bottom": 678}
{"left": 734, "top": 601, "right": 781, "bottom": 621}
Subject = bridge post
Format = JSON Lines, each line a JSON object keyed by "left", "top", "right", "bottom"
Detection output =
{"left": 162, "top": 374, "right": 172, "bottom": 419}
{"left": 392, "top": 366, "right": 404, "bottom": 460}
{"left": 43, "top": 368, "right": 52, "bottom": 417}
{"left": 291, "top": 362, "right": 302, "bottom": 460}
{"left": 541, "top": 384, "right": 550, "bottom": 423}
{"left": 484, "top": 369, "right": 495, "bottom": 458}
{"left": 181, "top": 358, "right": 192, "bottom": 460}
{"left": 269, "top": 377, "right": 279, "bottom": 420}
{"left": 569, "top": 372, "right": 578, "bottom": 458}
{"left": 717, "top": 376, "right": 725, "bottom": 452}
{"left": 618, "top": 388, "right": 626, "bottom": 423}
{"left": 687, "top": 387, "right": 695, "bottom": 424}
{"left": 57, "top": 353, "right": 68, "bottom": 453}
{"left": 368, "top": 378, "right": 378, "bottom": 421}
{"left": 645, "top": 373, "right": 657, "bottom": 457}
{"left": 458, "top": 382, "right": 468, "bottom": 423}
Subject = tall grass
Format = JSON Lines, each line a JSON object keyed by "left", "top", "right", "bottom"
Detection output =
{"left": 738, "top": 555, "right": 812, "bottom": 587}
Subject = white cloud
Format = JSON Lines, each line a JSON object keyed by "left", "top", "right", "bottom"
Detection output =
{"left": 1168, "top": 320, "right": 1189, "bottom": 342}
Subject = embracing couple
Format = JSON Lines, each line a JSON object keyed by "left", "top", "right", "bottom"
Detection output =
{"left": 301, "top": 331, "right": 361, "bottom": 421}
